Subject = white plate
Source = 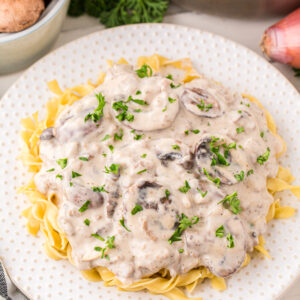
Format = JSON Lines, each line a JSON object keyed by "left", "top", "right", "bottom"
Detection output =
{"left": 0, "top": 24, "right": 300, "bottom": 300}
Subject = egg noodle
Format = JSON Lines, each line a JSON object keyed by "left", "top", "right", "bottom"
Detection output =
{"left": 18, "top": 55, "right": 300, "bottom": 300}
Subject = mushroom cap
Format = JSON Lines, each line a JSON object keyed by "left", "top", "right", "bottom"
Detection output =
{"left": 0, "top": 0, "right": 45, "bottom": 33}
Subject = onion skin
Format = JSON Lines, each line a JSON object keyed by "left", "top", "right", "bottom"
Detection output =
{"left": 261, "top": 8, "right": 300, "bottom": 68}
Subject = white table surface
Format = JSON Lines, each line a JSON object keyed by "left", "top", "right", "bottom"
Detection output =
{"left": 0, "top": 4, "right": 299, "bottom": 300}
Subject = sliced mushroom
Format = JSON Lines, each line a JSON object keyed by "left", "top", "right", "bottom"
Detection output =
{"left": 65, "top": 184, "right": 105, "bottom": 208}
{"left": 40, "top": 127, "right": 55, "bottom": 140}
{"left": 138, "top": 181, "right": 161, "bottom": 211}
{"left": 106, "top": 190, "right": 119, "bottom": 218}
{"left": 181, "top": 88, "right": 223, "bottom": 118}
{"left": 195, "top": 135, "right": 242, "bottom": 185}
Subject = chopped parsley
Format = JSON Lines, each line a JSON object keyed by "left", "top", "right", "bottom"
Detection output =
{"left": 197, "top": 188, "right": 207, "bottom": 198}
{"left": 210, "top": 137, "right": 230, "bottom": 166}
{"left": 184, "top": 130, "right": 189, "bottom": 135}
{"left": 178, "top": 248, "right": 184, "bottom": 253}
{"left": 141, "top": 153, "right": 147, "bottom": 158}
{"left": 134, "top": 109, "right": 142, "bottom": 112}
{"left": 119, "top": 217, "right": 131, "bottom": 232}
{"left": 94, "top": 246, "right": 101, "bottom": 252}
{"left": 92, "top": 185, "right": 108, "bottom": 193}
{"left": 247, "top": 169, "right": 254, "bottom": 176}
{"left": 84, "top": 219, "right": 90, "bottom": 226}
{"left": 91, "top": 233, "right": 105, "bottom": 241}
{"left": 127, "top": 95, "right": 148, "bottom": 106}
{"left": 170, "top": 82, "right": 181, "bottom": 89}
{"left": 56, "top": 174, "right": 63, "bottom": 180}
{"left": 257, "top": 147, "right": 270, "bottom": 165}
{"left": 101, "top": 134, "right": 111, "bottom": 142}
{"left": 166, "top": 74, "right": 173, "bottom": 80}
{"left": 131, "top": 204, "right": 143, "bottom": 215}
{"left": 236, "top": 127, "right": 245, "bottom": 134}
{"left": 69, "top": 182, "right": 73, "bottom": 187}
{"left": 78, "top": 200, "right": 91, "bottom": 212}
{"left": 238, "top": 110, "right": 242, "bottom": 114}
{"left": 56, "top": 158, "right": 68, "bottom": 169}
{"left": 72, "top": 171, "right": 82, "bottom": 178}
{"left": 165, "top": 189, "right": 170, "bottom": 200}
{"left": 168, "top": 97, "right": 176, "bottom": 103}
{"left": 104, "top": 163, "right": 120, "bottom": 175}
{"left": 136, "top": 64, "right": 152, "bottom": 78}
{"left": 106, "top": 236, "right": 115, "bottom": 249}
{"left": 203, "top": 168, "right": 221, "bottom": 188}
{"left": 137, "top": 168, "right": 147, "bottom": 174}
{"left": 234, "top": 170, "right": 245, "bottom": 182}
{"left": 114, "top": 128, "right": 123, "bottom": 141}
{"left": 162, "top": 106, "right": 167, "bottom": 112}
{"left": 131, "top": 130, "right": 144, "bottom": 140}
{"left": 46, "top": 168, "right": 55, "bottom": 172}
{"left": 112, "top": 100, "right": 134, "bottom": 122}
{"left": 84, "top": 93, "right": 106, "bottom": 123}
{"left": 79, "top": 156, "right": 89, "bottom": 161}
{"left": 227, "top": 233, "right": 235, "bottom": 248}
{"left": 260, "top": 131, "right": 264, "bottom": 138}
{"left": 179, "top": 180, "right": 191, "bottom": 193}
{"left": 191, "top": 129, "right": 200, "bottom": 134}
{"left": 136, "top": 90, "right": 142, "bottom": 95}
{"left": 168, "top": 213, "right": 199, "bottom": 244}
{"left": 215, "top": 225, "right": 225, "bottom": 237}
{"left": 108, "top": 144, "right": 114, "bottom": 152}
{"left": 197, "top": 99, "right": 212, "bottom": 112}
{"left": 218, "top": 192, "right": 242, "bottom": 215}
{"left": 172, "top": 144, "right": 180, "bottom": 150}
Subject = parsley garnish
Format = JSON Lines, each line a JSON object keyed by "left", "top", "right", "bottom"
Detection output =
{"left": 216, "top": 225, "right": 225, "bottom": 237}
{"left": 178, "top": 248, "right": 184, "bottom": 253}
{"left": 197, "top": 99, "right": 212, "bottom": 111}
{"left": 166, "top": 74, "right": 173, "bottom": 80}
{"left": 104, "top": 163, "right": 120, "bottom": 175}
{"left": 46, "top": 168, "right": 55, "bottom": 172}
{"left": 84, "top": 219, "right": 90, "bottom": 226}
{"left": 141, "top": 153, "right": 147, "bottom": 158}
{"left": 203, "top": 168, "right": 221, "bottom": 188}
{"left": 165, "top": 189, "right": 170, "bottom": 199}
{"left": 238, "top": 110, "right": 242, "bottom": 114}
{"left": 168, "top": 213, "right": 199, "bottom": 244}
{"left": 131, "top": 130, "right": 144, "bottom": 140}
{"left": 179, "top": 180, "right": 191, "bottom": 193}
{"left": 92, "top": 185, "right": 108, "bottom": 193}
{"left": 137, "top": 168, "right": 147, "bottom": 174}
{"left": 236, "top": 127, "right": 245, "bottom": 134}
{"left": 136, "top": 64, "right": 152, "bottom": 78}
{"left": 170, "top": 82, "right": 181, "bottom": 89}
{"left": 191, "top": 129, "right": 200, "bottom": 134}
{"left": 120, "top": 217, "right": 131, "bottom": 232}
{"left": 197, "top": 188, "right": 207, "bottom": 198}
{"left": 172, "top": 144, "right": 180, "bottom": 150}
{"left": 168, "top": 97, "right": 176, "bottom": 103}
{"left": 56, "top": 174, "right": 63, "bottom": 180}
{"left": 78, "top": 200, "right": 91, "bottom": 212}
{"left": 112, "top": 101, "right": 134, "bottom": 122}
{"left": 260, "top": 131, "right": 264, "bottom": 138}
{"left": 184, "top": 130, "right": 189, "bottom": 135}
{"left": 84, "top": 93, "right": 106, "bottom": 122}
{"left": 134, "top": 109, "right": 142, "bottom": 112}
{"left": 131, "top": 204, "right": 143, "bottom": 215}
{"left": 108, "top": 144, "right": 114, "bottom": 152}
{"left": 162, "top": 106, "right": 167, "bottom": 112}
{"left": 257, "top": 147, "right": 270, "bottom": 165}
{"left": 72, "top": 171, "right": 82, "bottom": 178}
{"left": 247, "top": 169, "right": 254, "bottom": 176}
{"left": 69, "top": 182, "right": 73, "bottom": 187}
{"left": 234, "top": 170, "right": 245, "bottom": 182}
{"left": 91, "top": 233, "right": 105, "bottom": 241}
{"left": 114, "top": 128, "right": 123, "bottom": 141}
{"left": 56, "top": 158, "right": 68, "bottom": 169}
{"left": 136, "top": 90, "right": 142, "bottom": 95}
{"left": 101, "top": 134, "right": 111, "bottom": 141}
{"left": 210, "top": 137, "right": 230, "bottom": 166}
{"left": 127, "top": 95, "right": 148, "bottom": 105}
{"left": 218, "top": 192, "right": 242, "bottom": 214}
{"left": 106, "top": 236, "right": 115, "bottom": 249}
{"left": 79, "top": 156, "right": 88, "bottom": 161}
{"left": 227, "top": 233, "right": 235, "bottom": 248}
{"left": 94, "top": 247, "right": 101, "bottom": 252}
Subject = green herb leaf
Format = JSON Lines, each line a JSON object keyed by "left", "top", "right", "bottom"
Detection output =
{"left": 236, "top": 127, "right": 245, "bottom": 134}
{"left": 257, "top": 147, "right": 270, "bottom": 165}
{"left": 114, "top": 128, "right": 123, "bottom": 141}
{"left": 179, "top": 180, "right": 191, "bottom": 193}
{"left": 234, "top": 170, "right": 245, "bottom": 182}
{"left": 136, "top": 64, "right": 152, "bottom": 78}
{"left": 178, "top": 248, "right": 184, "bottom": 253}
{"left": 101, "top": 134, "right": 111, "bottom": 142}
{"left": 197, "top": 99, "right": 213, "bottom": 111}
{"left": 72, "top": 171, "right": 82, "bottom": 178}
{"left": 260, "top": 131, "right": 264, "bottom": 138}
{"left": 91, "top": 233, "right": 105, "bottom": 241}
{"left": 172, "top": 144, "right": 180, "bottom": 150}
{"left": 168, "top": 213, "right": 199, "bottom": 244}
{"left": 247, "top": 169, "right": 254, "bottom": 176}
{"left": 84, "top": 219, "right": 90, "bottom": 226}
{"left": 184, "top": 130, "right": 189, "bottom": 135}
{"left": 162, "top": 106, "right": 167, "bottom": 112}
{"left": 197, "top": 188, "right": 207, "bottom": 198}
{"left": 69, "top": 182, "right": 73, "bottom": 187}
{"left": 168, "top": 97, "right": 176, "bottom": 103}
{"left": 170, "top": 82, "right": 181, "bottom": 89}
{"left": 141, "top": 153, "right": 147, "bottom": 158}
{"left": 226, "top": 233, "right": 235, "bottom": 248}
{"left": 127, "top": 95, "right": 148, "bottom": 105}
{"left": 94, "top": 246, "right": 101, "bottom": 252}
{"left": 84, "top": 93, "right": 106, "bottom": 123}
{"left": 92, "top": 185, "right": 108, "bottom": 193}
{"left": 165, "top": 189, "right": 170, "bottom": 199}
{"left": 218, "top": 192, "right": 242, "bottom": 214}
{"left": 191, "top": 129, "right": 200, "bottom": 134}
{"left": 106, "top": 236, "right": 115, "bottom": 249}
{"left": 112, "top": 100, "right": 134, "bottom": 122}
{"left": 166, "top": 74, "right": 173, "bottom": 80}
{"left": 131, "top": 204, "right": 143, "bottom": 215}
{"left": 56, "top": 174, "right": 63, "bottom": 180}
{"left": 79, "top": 156, "right": 89, "bottom": 161}
{"left": 136, "top": 90, "right": 142, "bottom": 95}
{"left": 108, "top": 145, "right": 114, "bottom": 152}
{"left": 120, "top": 217, "right": 131, "bottom": 232}
{"left": 216, "top": 225, "right": 225, "bottom": 237}
{"left": 104, "top": 163, "right": 120, "bottom": 175}
{"left": 78, "top": 200, "right": 91, "bottom": 212}
{"left": 137, "top": 168, "right": 147, "bottom": 174}
{"left": 56, "top": 158, "right": 68, "bottom": 169}
{"left": 46, "top": 168, "right": 55, "bottom": 172}
{"left": 203, "top": 168, "right": 221, "bottom": 188}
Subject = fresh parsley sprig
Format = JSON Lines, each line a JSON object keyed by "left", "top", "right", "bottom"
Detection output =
{"left": 85, "top": 93, "right": 106, "bottom": 122}
{"left": 218, "top": 192, "right": 242, "bottom": 214}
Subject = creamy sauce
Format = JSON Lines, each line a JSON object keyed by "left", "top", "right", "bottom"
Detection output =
{"left": 35, "top": 64, "right": 282, "bottom": 283}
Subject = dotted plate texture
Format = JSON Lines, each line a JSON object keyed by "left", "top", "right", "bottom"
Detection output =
{"left": 0, "top": 24, "right": 300, "bottom": 300}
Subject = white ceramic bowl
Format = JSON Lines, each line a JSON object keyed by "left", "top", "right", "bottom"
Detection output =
{"left": 0, "top": 0, "right": 70, "bottom": 75}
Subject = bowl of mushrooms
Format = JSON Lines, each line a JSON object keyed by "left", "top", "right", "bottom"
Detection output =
{"left": 0, "top": 0, "right": 70, "bottom": 75}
